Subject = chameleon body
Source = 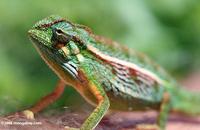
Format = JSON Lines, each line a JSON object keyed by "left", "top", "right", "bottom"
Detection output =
{"left": 27, "top": 15, "right": 200, "bottom": 130}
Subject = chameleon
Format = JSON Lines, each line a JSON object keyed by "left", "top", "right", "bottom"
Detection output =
{"left": 22, "top": 15, "right": 200, "bottom": 130}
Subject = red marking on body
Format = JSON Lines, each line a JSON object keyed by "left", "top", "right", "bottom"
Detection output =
{"left": 77, "top": 70, "right": 89, "bottom": 84}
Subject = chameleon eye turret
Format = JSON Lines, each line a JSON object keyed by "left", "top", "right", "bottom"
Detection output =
{"left": 51, "top": 28, "right": 72, "bottom": 49}
{"left": 21, "top": 15, "right": 200, "bottom": 130}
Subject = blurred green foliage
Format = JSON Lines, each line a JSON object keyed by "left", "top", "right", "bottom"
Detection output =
{"left": 0, "top": 0, "right": 200, "bottom": 114}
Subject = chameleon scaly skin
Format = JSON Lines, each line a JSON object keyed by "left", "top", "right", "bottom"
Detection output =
{"left": 26, "top": 15, "right": 200, "bottom": 130}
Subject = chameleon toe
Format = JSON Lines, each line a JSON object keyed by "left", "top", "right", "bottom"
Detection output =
{"left": 64, "top": 126, "right": 79, "bottom": 130}
{"left": 136, "top": 124, "right": 160, "bottom": 130}
{"left": 22, "top": 110, "right": 35, "bottom": 119}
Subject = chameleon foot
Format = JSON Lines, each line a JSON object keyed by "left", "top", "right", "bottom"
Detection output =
{"left": 22, "top": 110, "right": 35, "bottom": 119}
{"left": 64, "top": 126, "right": 79, "bottom": 130}
{"left": 136, "top": 124, "right": 160, "bottom": 130}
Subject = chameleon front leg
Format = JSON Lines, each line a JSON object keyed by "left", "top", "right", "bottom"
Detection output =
{"left": 22, "top": 80, "right": 65, "bottom": 119}
{"left": 136, "top": 92, "right": 170, "bottom": 130}
{"left": 66, "top": 82, "right": 110, "bottom": 130}
{"left": 157, "top": 92, "right": 171, "bottom": 130}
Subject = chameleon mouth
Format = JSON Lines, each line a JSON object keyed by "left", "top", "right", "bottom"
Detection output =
{"left": 28, "top": 29, "right": 51, "bottom": 45}
{"left": 28, "top": 29, "right": 49, "bottom": 52}
{"left": 28, "top": 30, "right": 59, "bottom": 61}
{"left": 28, "top": 29, "right": 60, "bottom": 61}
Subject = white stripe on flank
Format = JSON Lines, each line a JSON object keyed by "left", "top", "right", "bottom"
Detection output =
{"left": 87, "top": 45, "right": 164, "bottom": 85}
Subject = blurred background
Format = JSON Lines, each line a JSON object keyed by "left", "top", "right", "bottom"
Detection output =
{"left": 0, "top": 0, "right": 200, "bottom": 115}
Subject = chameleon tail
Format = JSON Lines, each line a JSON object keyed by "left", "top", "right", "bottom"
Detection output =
{"left": 171, "top": 87, "right": 200, "bottom": 115}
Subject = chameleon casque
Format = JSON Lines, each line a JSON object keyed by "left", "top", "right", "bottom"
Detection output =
{"left": 23, "top": 15, "right": 200, "bottom": 130}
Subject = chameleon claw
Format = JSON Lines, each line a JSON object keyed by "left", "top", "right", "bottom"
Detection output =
{"left": 136, "top": 124, "right": 160, "bottom": 130}
{"left": 64, "top": 126, "right": 79, "bottom": 130}
{"left": 22, "top": 110, "right": 35, "bottom": 120}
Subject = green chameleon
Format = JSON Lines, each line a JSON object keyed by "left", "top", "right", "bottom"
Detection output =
{"left": 22, "top": 15, "right": 200, "bottom": 130}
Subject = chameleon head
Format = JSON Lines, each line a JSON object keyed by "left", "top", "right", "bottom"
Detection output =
{"left": 28, "top": 15, "right": 91, "bottom": 80}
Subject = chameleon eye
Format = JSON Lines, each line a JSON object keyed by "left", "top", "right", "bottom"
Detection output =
{"left": 51, "top": 28, "right": 71, "bottom": 49}
{"left": 56, "top": 29, "right": 63, "bottom": 34}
